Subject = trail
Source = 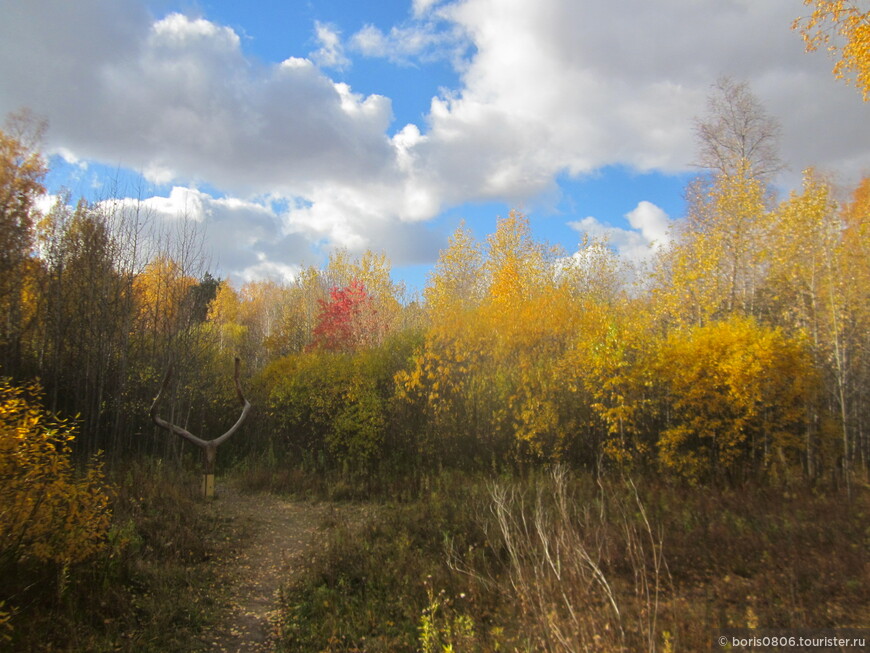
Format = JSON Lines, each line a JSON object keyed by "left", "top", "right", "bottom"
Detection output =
{"left": 200, "top": 485, "right": 345, "bottom": 653}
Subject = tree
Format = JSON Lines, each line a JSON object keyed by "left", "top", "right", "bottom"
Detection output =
{"left": 654, "top": 160, "right": 772, "bottom": 326}
{"left": 0, "top": 379, "right": 111, "bottom": 568}
{"left": 0, "top": 110, "right": 47, "bottom": 373}
{"left": 133, "top": 255, "right": 198, "bottom": 349}
{"left": 694, "top": 77, "right": 784, "bottom": 181}
{"left": 840, "top": 177, "right": 870, "bottom": 469}
{"left": 310, "top": 279, "right": 381, "bottom": 352}
{"left": 762, "top": 170, "right": 870, "bottom": 479}
{"left": 655, "top": 317, "right": 818, "bottom": 483}
{"left": 485, "top": 210, "right": 551, "bottom": 313}
{"left": 566, "top": 304, "right": 659, "bottom": 466}
{"left": 400, "top": 213, "right": 586, "bottom": 464}
{"left": 190, "top": 272, "right": 220, "bottom": 323}
{"left": 794, "top": 1, "right": 870, "bottom": 100}
{"left": 425, "top": 222, "right": 484, "bottom": 318}
{"left": 654, "top": 80, "right": 784, "bottom": 327}
{"left": 282, "top": 266, "right": 328, "bottom": 353}
{"left": 44, "top": 200, "right": 129, "bottom": 446}
{"left": 207, "top": 279, "right": 246, "bottom": 354}
{"left": 320, "top": 249, "right": 404, "bottom": 346}
{"left": 559, "top": 235, "right": 626, "bottom": 307}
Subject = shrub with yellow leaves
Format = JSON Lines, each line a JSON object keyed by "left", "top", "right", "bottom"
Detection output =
{"left": 654, "top": 317, "right": 819, "bottom": 483}
{"left": 0, "top": 378, "right": 111, "bottom": 569}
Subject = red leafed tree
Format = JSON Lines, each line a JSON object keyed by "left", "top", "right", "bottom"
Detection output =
{"left": 310, "top": 279, "right": 381, "bottom": 352}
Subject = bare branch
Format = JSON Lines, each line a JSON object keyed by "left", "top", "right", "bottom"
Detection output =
{"left": 149, "top": 363, "right": 210, "bottom": 449}
{"left": 212, "top": 357, "right": 252, "bottom": 448}
{"left": 149, "top": 357, "right": 250, "bottom": 451}
{"left": 694, "top": 77, "right": 785, "bottom": 181}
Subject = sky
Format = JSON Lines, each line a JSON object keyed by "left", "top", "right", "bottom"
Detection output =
{"left": 1, "top": 0, "right": 869, "bottom": 293}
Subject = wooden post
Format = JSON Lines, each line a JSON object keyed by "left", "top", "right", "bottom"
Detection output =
{"left": 202, "top": 444, "right": 218, "bottom": 499}
{"left": 202, "top": 474, "right": 216, "bottom": 499}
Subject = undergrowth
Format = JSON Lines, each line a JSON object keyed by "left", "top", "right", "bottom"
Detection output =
{"left": 274, "top": 468, "right": 870, "bottom": 652}
{"left": 4, "top": 458, "right": 234, "bottom": 652}
{"left": 6, "top": 455, "right": 868, "bottom": 652}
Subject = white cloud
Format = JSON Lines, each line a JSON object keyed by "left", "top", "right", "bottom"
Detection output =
{"left": 93, "top": 184, "right": 447, "bottom": 282}
{"left": 391, "top": 0, "right": 870, "bottom": 205}
{"left": 310, "top": 21, "right": 351, "bottom": 70}
{"left": 412, "top": 0, "right": 444, "bottom": 18}
{"left": 569, "top": 201, "right": 672, "bottom": 264}
{"left": 96, "top": 187, "right": 312, "bottom": 281}
{"left": 3, "top": 0, "right": 870, "bottom": 283}
{"left": 237, "top": 258, "right": 303, "bottom": 285}
{"left": 349, "top": 20, "right": 467, "bottom": 65}
{"left": 626, "top": 201, "right": 671, "bottom": 250}
{"left": 152, "top": 12, "right": 240, "bottom": 50}
{"left": 0, "top": 5, "right": 395, "bottom": 197}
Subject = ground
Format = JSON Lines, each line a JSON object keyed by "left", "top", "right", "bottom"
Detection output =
{"left": 199, "top": 484, "right": 352, "bottom": 653}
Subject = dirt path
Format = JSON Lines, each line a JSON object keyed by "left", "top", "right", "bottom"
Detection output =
{"left": 200, "top": 485, "right": 348, "bottom": 653}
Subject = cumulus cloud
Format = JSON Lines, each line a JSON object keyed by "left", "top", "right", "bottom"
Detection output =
{"left": 626, "top": 201, "right": 671, "bottom": 250}
{"left": 0, "top": 4, "right": 395, "bottom": 196}
{"left": 399, "top": 0, "right": 870, "bottom": 205}
{"left": 104, "top": 187, "right": 312, "bottom": 281}
{"left": 569, "top": 201, "right": 672, "bottom": 264}
{"left": 98, "top": 184, "right": 446, "bottom": 283}
{"left": 2, "top": 0, "right": 869, "bottom": 283}
{"left": 349, "top": 0, "right": 472, "bottom": 70}
{"left": 412, "top": 0, "right": 447, "bottom": 18}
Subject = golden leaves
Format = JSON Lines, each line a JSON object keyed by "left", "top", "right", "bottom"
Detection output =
{"left": 134, "top": 255, "right": 198, "bottom": 336}
{"left": 0, "top": 379, "right": 112, "bottom": 566}
{"left": 794, "top": 1, "right": 870, "bottom": 100}
{"left": 655, "top": 317, "right": 817, "bottom": 482}
{"left": 654, "top": 160, "right": 772, "bottom": 326}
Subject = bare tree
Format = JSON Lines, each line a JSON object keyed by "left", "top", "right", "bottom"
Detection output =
{"left": 694, "top": 77, "right": 785, "bottom": 181}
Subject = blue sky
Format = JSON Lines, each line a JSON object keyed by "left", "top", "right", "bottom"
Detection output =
{"left": 2, "top": 0, "right": 869, "bottom": 293}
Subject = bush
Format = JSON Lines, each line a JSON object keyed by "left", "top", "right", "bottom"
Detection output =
{"left": 256, "top": 331, "right": 422, "bottom": 475}
{"left": 0, "top": 379, "right": 112, "bottom": 644}
{"left": 0, "top": 379, "right": 111, "bottom": 568}
{"left": 655, "top": 317, "right": 819, "bottom": 483}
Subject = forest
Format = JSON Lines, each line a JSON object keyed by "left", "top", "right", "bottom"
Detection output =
{"left": 1, "top": 61, "right": 869, "bottom": 653}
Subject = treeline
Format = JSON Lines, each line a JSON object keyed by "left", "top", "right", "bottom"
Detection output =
{"left": 2, "top": 116, "right": 222, "bottom": 459}
{"left": 1, "top": 80, "right": 868, "bottom": 485}
{"left": 253, "top": 183, "right": 868, "bottom": 484}
{"left": 0, "top": 111, "right": 425, "bottom": 464}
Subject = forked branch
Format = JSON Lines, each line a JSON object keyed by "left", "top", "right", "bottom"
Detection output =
{"left": 150, "top": 357, "right": 251, "bottom": 483}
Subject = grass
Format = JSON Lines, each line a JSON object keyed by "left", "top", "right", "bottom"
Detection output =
{"left": 274, "top": 471, "right": 492, "bottom": 652}
{"left": 3, "top": 458, "right": 236, "bottom": 652}
{"left": 273, "top": 469, "right": 870, "bottom": 652}
{"left": 5, "top": 456, "right": 868, "bottom": 652}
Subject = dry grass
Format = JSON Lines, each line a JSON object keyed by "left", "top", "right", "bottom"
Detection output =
{"left": 4, "top": 458, "right": 233, "bottom": 652}
{"left": 277, "top": 469, "right": 869, "bottom": 652}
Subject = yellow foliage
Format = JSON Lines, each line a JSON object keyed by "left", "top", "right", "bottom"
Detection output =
{"left": 567, "top": 303, "right": 657, "bottom": 464}
{"left": 401, "top": 213, "right": 587, "bottom": 460}
{"left": 655, "top": 162, "right": 771, "bottom": 325}
{"left": 766, "top": 169, "right": 841, "bottom": 333}
{"left": 795, "top": 1, "right": 870, "bottom": 100}
{"left": 133, "top": 255, "right": 197, "bottom": 337}
{"left": 425, "top": 222, "right": 484, "bottom": 318}
{"left": 841, "top": 176, "right": 870, "bottom": 320}
{"left": 0, "top": 379, "right": 111, "bottom": 566}
{"left": 655, "top": 317, "right": 817, "bottom": 482}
